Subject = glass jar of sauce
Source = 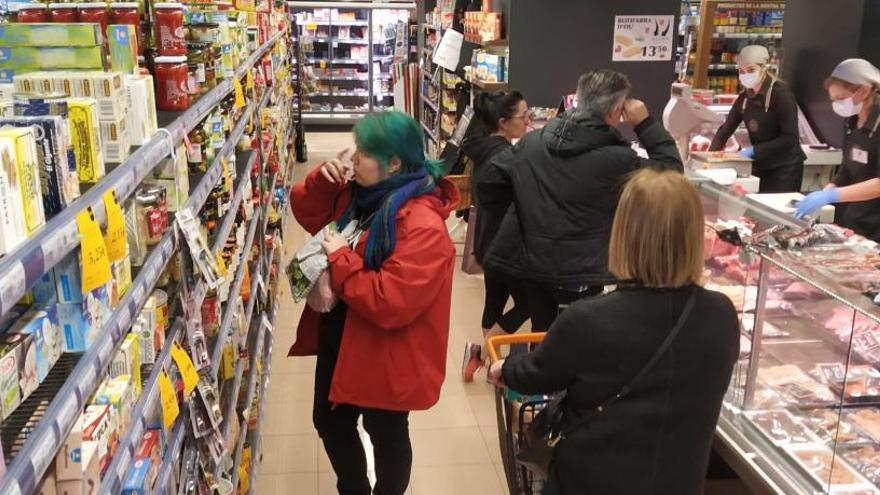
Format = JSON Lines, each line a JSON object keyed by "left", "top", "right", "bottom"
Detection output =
{"left": 77, "top": 3, "right": 109, "bottom": 37}
{"left": 154, "top": 55, "right": 190, "bottom": 111}
{"left": 154, "top": 2, "right": 186, "bottom": 56}
{"left": 109, "top": 3, "right": 143, "bottom": 54}
{"left": 49, "top": 3, "right": 77, "bottom": 23}
{"left": 17, "top": 4, "right": 48, "bottom": 23}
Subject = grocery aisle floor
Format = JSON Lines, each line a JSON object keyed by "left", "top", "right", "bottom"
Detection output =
{"left": 256, "top": 132, "right": 508, "bottom": 495}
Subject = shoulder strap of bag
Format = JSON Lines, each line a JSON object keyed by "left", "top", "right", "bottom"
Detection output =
{"left": 557, "top": 288, "right": 698, "bottom": 439}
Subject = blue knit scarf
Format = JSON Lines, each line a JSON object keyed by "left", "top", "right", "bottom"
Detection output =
{"left": 338, "top": 168, "right": 436, "bottom": 270}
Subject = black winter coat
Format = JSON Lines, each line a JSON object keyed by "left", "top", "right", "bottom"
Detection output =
{"left": 477, "top": 114, "right": 683, "bottom": 287}
{"left": 461, "top": 134, "right": 512, "bottom": 263}
{"left": 503, "top": 285, "right": 740, "bottom": 495}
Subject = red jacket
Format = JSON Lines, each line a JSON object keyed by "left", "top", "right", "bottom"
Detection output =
{"left": 288, "top": 167, "right": 459, "bottom": 411}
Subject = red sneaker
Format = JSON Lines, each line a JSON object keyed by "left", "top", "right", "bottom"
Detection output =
{"left": 462, "top": 342, "right": 482, "bottom": 382}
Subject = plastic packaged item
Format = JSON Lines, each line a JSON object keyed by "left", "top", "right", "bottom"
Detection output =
{"left": 16, "top": 4, "right": 48, "bottom": 23}
{"left": 154, "top": 3, "right": 186, "bottom": 56}
{"left": 110, "top": 3, "right": 143, "bottom": 54}
{"left": 49, "top": 3, "right": 78, "bottom": 23}
{"left": 154, "top": 55, "right": 190, "bottom": 110}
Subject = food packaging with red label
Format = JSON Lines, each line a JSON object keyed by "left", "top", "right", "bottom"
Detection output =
{"left": 154, "top": 3, "right": 186, "bottom": 56}
{"left": 110, "top": 3, "right": 143, "bottom": 55}
{"left": 154, "top": 55, "right": 190, "bottom": 110}
{"left": 17, "top": 4, "right": 48, "bottom": 23}
{"left": 78, "top": 3, "right": 109, "bottom": 39}
{"left": 49, "top": 3, "right": 78, "bottom": 23}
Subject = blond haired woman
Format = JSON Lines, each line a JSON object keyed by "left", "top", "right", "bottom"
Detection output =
{"left": 489, "top": 169, "right": 739, "bottom": 495}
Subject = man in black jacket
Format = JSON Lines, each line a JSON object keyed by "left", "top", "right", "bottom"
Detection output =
{"left": 478, "top": 69, "right": 683, "bottom": 331}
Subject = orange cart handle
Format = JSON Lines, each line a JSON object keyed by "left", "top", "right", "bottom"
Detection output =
{"left": 486, "top": 333, "right": 547, "bottom": 362}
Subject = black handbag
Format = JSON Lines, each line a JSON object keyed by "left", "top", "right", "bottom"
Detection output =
{"left": 515, "top": 289, "right": 698, "bottom": 478}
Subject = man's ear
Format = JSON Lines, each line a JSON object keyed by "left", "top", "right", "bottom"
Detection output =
{"left": 388, "top": 157, "right": 402, "bottom": 174}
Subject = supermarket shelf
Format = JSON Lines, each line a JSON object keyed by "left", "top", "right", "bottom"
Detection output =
{"left": 469, "top": 78, "right": 508, "bottom": 91}
{"left": 421, "top": 93, "right": 439, "bottom": 113}
{"left": 213, "top": 150, "right": 259, "bottom": 257}
{"left": 229, "top": 418, "right": 249, "bottom": 489}
{"left": 153, "top": 413, "right": 187, "bottom": 494}
{"left": 210, "top": 206, "right": 262, "bottom": 379}
{"left": 0, "top": 28, "right": 287, "bottom": 321}
{"left": 310, "top": 37, "right": 386, "bottom": 45}
{"left": 99, "top": 318, "right": 185, "bottom": 495}
{"left": 311, "top": 91, "right": 370, "bottom": 97}
{"left": 421, "top": 121, "right": 438, "bottom": 143}
{"left": 296, "top": 19, "right": 369, "bottom": 27}
{"left": 221, "top": 358, "right": 247, "bottom": 444}
{"left": 713, "top": 32, "right": 782, "bottom": 39}
{"left": 318, "top": 75, "right": 370, "bottom": 81}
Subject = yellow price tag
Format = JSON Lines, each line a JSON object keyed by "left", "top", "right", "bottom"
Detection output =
{"left": 233, "top": 77, "right": 246, "bottom": 109}
{"left": 216, "top": 251, "right": 228, "bottom": 277}
{"left": 306, "top": 22, "right": 317, "bottom": 30}
{"left": 220, "top": 155, "right": 233, "bottom": 196}
{"left": 246, "top": 68, "right": 254, "bottom": 90}
{"left": 170, "top": 342, "right": 199, "bottom": 395}
{"left": 237, "top": 465, "right": 250, "bottom": 492}
{"left": 319, "top": 59, "right": 327, "bottom": 70}
{"left": 158, "top": 369, "right": 179, "bottom": 430}
{"left": 221, "top": 343, "right": 235, "bottom": 380}
{"left": 76, "top": 208, "right": 112, "bottom": 294}
{"left": 102, "top": 190, "right": 127, "bottom": 262}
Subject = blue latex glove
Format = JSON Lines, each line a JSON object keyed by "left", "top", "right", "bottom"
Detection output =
{"left": 795, "top": 188, "right": 840, "bottom": 219}
{"left": 739, "top": 146, "right": 755, "bottom": 159}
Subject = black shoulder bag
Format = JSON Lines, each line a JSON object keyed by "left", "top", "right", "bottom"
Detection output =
{"left": 516, "top": 289, "right": 698, "bottom": 478}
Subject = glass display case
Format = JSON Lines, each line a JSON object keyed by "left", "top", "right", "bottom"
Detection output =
{"left": 698, "top": 178, "right": 880, "bottom": 494}
{"left": 287, "top": 1, "right": 413, "bottom": 124}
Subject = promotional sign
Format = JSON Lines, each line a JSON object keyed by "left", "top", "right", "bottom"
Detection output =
{"left": 612, "top": 15, "right": 674, "bottom": 62}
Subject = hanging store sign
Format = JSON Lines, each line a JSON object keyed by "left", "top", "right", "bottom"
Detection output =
{"left": 612, "top": 15, "right": 675, "bottom": 62}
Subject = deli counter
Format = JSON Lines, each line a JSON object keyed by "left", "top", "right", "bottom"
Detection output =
{"left": 697, "top": 178, "right": 880, "bottom": 494}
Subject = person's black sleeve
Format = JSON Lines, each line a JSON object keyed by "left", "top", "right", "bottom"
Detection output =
{"left": 753, "top": 85, "right": 802, "bottom": 167}
{"left": 710, "top": 94, "right": 745, "bottom": 151}
{"left": 501, "top": 307, "right": 584, "bottom": 394}
{"left": 475, "top": 146, "right": 516, "bottom": 211}
{"left": 633, "top": 116, "right": 684, "bottom": 172}
{"left": 832, "top": 162, "right": 852, "bottom": 187}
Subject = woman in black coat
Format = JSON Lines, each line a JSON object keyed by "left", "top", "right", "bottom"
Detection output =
{"left": 489, "top": 169, "right": 739, "bottom": 495}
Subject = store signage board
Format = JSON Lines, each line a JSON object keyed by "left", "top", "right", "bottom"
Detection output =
{"left": 433, "top": 29, "right": 463, "bottom": 72}
{"left": 612, "top": 15, "right": 674, "bottom": 62}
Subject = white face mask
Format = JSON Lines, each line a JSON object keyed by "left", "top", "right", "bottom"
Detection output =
{"left": 832, "top": 96, "right": 863, "bottom": 118}
{"left": 739, "top": 71, "right": 763, "bottom": 90}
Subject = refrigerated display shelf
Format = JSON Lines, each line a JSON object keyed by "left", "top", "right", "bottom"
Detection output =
{"left": 296, "top": 19, "right": 369, "bottom": 26}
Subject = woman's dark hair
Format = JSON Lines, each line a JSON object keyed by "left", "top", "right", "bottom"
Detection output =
{"left": 473, "top": 90, "right": 525, "bottom": 134}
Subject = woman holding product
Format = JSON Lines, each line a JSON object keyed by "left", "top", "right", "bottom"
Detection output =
{"left": 288, "top": 111, "right": 458, "bottom": 495}
{"left": 796, "top": 59, "right": 880, "bottom": 241}
{"left": 488, "top": 169, "right": 739, "bottom": 495}
{"left": 710, "top": 45, "right": 806, "bottom": 193}
{"left": 461, "top": 90, "right": 532, "bottom": 382}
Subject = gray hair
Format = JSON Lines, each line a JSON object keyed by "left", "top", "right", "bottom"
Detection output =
{"left": 576, "top": 69, "right": 632, "bottom": 119}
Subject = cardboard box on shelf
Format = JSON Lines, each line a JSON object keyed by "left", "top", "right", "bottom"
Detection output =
{"left": 0, "top": 23, "right": 103, "bottom": 47}
{"left": 0, "top": 339, "right": 21, "bottom": 420}
{"left": 0, "top": 46, "right": 105, "bottom": 73}
{"left": 0, "top": 134, "right": 28, "bottom": 254}
{"left": 57, "top": 284, "right": 111, "bottom": 352}
{"left": 124, "top": 75, "right": 158, "bottom": 146}
{"left": 0, "top": 330, "right": 38, "bottom": 400}
{"left": 99, "top": 114, "right": 131, "bottom": 164}
{"left": 89, "top": 72, "right": 127, "bottom": 122}
{"left": 94, "top": 375, "right": 134, "bottom": 440}
{"left": 54, "top": 415, "right": 83, "bottom": 481}
{"left": 55, "top": 441, "right": 100, "bottom": 494}
{"left": 107, "top": 25, "right": 139, "bottom": 75}
{"left": 111, "top": 333, "right": 141, "bottom": 393}
{"left": 67, "top": 97, "right": 105, "bottom": 183}
{"left": 121, "top": 458, "right": 152, "bottom": 495}
{"left": 36, "top": 465, "right": 56, "bottom": 495}
{"left": 8, "top": 306, "right": 60, "bottom": 384}
{"left": 110, "top": 254, "right": 133, "bottom": 305}
{"left": 82, "top": 404, "right": 113, "bottom": 477}
{"left": 0, "top": 126, "right": 45, "bottom": 235}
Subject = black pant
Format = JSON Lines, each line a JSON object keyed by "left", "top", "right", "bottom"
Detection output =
{"left": 313, "top": 304, "right": 412, "bottom": 495}
{"left": 481, "top": 269, "right": 529, "bottom": 332}
{"left": 524, "top": 281, "right": 602, "bottom": 331}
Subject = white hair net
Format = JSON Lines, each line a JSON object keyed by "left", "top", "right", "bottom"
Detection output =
{"left": 738, "top": 45, "right": 770, "bottom": 66}
{"left": 831, "top": 59, "right": 880, "bottom": 88}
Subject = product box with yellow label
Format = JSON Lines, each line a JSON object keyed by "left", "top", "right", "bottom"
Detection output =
{"left": 67, "top": 98, "right": 105, "bottom": 183}
{"left": 0, "top": 137, "right": 28, "bottom": 253}
{"left": 0, "top": 127, "right": 46, "bottom": 235}
{"left": 88, "top": 71, "right": 126, "bottom": 122}
{"left": 0, "top": 23, "right": 102, "bottom": 47}
{"left": 111, "top": 333, "right": 140, "bottom": 394}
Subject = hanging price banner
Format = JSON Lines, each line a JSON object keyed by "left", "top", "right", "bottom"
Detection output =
{"left": 158, "top": 369, "right": 180, "bottom": 430}
{"left": 170, "top": 342, "right": 199, "bottom": 395}
{"left": 76, "top": 208, "right": 112, "bottom": 294}
{"left": 233, "top": 77, "right": 246, "bottom": 109}
{"left": 102, "top": 190, "right": 127, "bottom": 262}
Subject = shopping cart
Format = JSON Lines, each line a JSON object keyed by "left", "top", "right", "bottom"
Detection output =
{"left": 487, "top": 333, "right": 552, "bottom": 495}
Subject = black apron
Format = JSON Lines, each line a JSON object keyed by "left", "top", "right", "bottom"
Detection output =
{"left": 741, "top": 80, "right": 805, "bottom": 193}
{"left": 837, "top": 103, "right": 880, "bottom": 242}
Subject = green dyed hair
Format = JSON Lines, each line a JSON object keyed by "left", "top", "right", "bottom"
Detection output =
{"left": 353, "top": 111, "right": 446, "bottom": 179}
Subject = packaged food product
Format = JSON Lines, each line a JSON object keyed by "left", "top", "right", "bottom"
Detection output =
{"left": 57, "top": 285, "right": 110, "bottom": 352}
{"left": 111, "top": 333, "right": 141, "bottom": 393}
{"left": 82, "top": 404, "right": 113, "bottom": 475}
{"left": 0, "top": 136, "right": 28, "bottom": 254}
{"left": 110, "top": 3, "right": 143, "bottom": 54}
{"left": 15, "top": 4, "right": 48, "bottom": 23}
{"left": 0, "top": 46, "right": 105, "bottom": 72}
{"left": 121, "top": 458, "right": 153, "bottom": 495}
{"left": 54, "top": 416, "right": 84, "bottom": 481}
{"left": 0, "top": 115, "right": 72, "bottom": 216}
{"left": 67, "top": 97, "right": 105, "bottom": 183}
{"left": 48, "top": 3, "right": 78, "bottom": 23}
{"left": 133, "top": 314, "right": 157, "bottom": 365}
{"left": 154, "top": 55, "right": 190, "bottom": 110}
{"left": 146, "top": 289, "right": 169, "bottom": 333}
{"left": 32, "top": 271, "right": 58, "bottom": 306}
{"left": 8, "top": 306, "right": 60, "bottom": 383}
{"left": 124, "top": 74, "right": 158, "bottom": 146}
{"left": 0, "top": 126, "right": 45, "bottom": 235}
{"left": 94, "top": 375, "right": 134, "bottom": 439}
{"left": 111, "top": 254, "right": 133, "bottom": 303}
{"left": 77, "top": 3, "right": 109, "bottom": 39}
{"left": 124, "top": 197, "right": 147, "bottom": 266}
{"left": 0, "top": 331, "right": 37, "bottom": 399}
{"left": 0, "top": 340, "right": 21, "bottom": 420}
{"left": 154, "top": 3, "right": 186, "bottom": 56}
{"left": 89, "top": 71, "right": 127, "bottom": 121}
{"left": 11, "top": 91, "right": 67, "bottom": 117}
{"left": 136, "top": 184, "right": 168, "bottom": 245}
{"left": 108, "top": 24, "right": 139, "bottom": 75}
{"left": 99, "top": 114, "right": 131, "bottom": 163}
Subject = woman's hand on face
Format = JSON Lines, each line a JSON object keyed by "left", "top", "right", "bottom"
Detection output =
{"left": 319, "top": 148, "right": 353, "bottom": 184}
{"left": 487, "top": 359, "right": 506, "bottom": 387}
{"left": 322, "top": 230, "right": 348, "bottom": 255}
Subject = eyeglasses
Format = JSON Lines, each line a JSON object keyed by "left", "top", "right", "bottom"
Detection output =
{"left": 510, "top": 110, "right": 533, "bottom": 121}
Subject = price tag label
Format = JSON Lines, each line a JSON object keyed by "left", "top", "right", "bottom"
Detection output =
{"left": 221, "top": 156, "right": 233, "bottom": 197}
{"left": 238, "top": 465, "right": 250, "bottom": 492}
{"left": 102, "top": 191, "right": 127, "bottom": 262}
{"left": 170, "top": 342, "right": 200, "bottom": 395}
{"left": 233, "top": 77, "right": 246, "bottom": 109}
{"left": 76, "top": 208, "right": 112, "bottom": 294}
{"left": 246, "top": 68, "right": 254, "bottom": 90}
{"left": 319, "top": 59, "right": 327, "bottom": 70}
{"left": 306, "top": 22, "right": 317, "bottom": 30}
{"left": 216, "top": 251, "right": 228, "bottom": 277}
{"left": 221, "top": 343, "right": 235, "bottom": 381}
{"left": 158, "top": 369, "right": 180, "bottom": 430}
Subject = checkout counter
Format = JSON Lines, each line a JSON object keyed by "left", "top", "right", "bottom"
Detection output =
{"left": 664, "top": 83, "right": 843, "bottom": 192}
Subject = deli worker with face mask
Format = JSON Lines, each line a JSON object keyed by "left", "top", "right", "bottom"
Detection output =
{"left": 710, "top": 45, "right": 806, "bottom": 192}
{"left": 796, "top": 59, "right": 880, "bottom": 241}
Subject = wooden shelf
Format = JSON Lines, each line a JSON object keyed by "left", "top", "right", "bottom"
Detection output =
{"left": 469, "top": 78, "right": 508, "bottom": 91}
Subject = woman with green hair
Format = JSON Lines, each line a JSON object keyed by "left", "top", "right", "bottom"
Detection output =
{"left": 289, "top": 111, "right": 459, "bottom": 495}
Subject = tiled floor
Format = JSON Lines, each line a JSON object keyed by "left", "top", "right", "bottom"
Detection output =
{"left": 255, "top": 133, "right": 507, "bottom": 495}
